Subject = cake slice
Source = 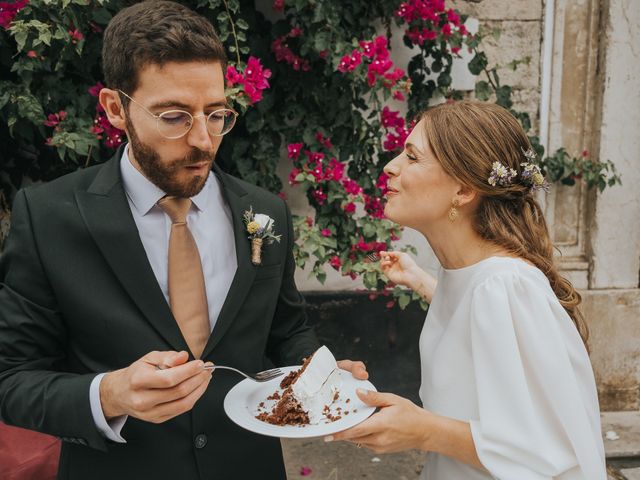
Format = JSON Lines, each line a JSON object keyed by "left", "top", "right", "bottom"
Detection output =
{"left": 257, "top": 345, "right": 342, "bottom": 425}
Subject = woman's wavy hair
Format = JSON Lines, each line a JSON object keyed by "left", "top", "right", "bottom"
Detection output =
{"left": 420, "top": 100, "right": 589, "bottom": 349}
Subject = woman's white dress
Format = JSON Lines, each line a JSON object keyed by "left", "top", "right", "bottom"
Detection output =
{"left": 419, "top": 257, "right": 606, "bottom": 480}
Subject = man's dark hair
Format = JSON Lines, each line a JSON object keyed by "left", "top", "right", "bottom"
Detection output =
{"left": 102, "top": 1, "right": 227, "bottom": 98}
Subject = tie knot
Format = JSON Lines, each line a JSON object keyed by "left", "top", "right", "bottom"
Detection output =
{"left": 158, "top": 196, "right": 192, "bottom": 224}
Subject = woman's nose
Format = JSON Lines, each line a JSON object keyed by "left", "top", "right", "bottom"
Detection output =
{"left": 384, "top": 154, "right": 402, "bottom": 177}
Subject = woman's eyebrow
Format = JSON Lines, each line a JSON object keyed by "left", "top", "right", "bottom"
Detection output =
{"left": 405, "top": 142, "right": 425, "bottom": 156}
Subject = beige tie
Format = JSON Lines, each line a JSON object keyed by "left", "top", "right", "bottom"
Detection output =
{"left": 158, "top": 196, "right": 210, "bottom": 359}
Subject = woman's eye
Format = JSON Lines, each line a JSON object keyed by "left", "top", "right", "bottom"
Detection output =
{"left": 406, "top": 152, "right": 417, "bottom": 161}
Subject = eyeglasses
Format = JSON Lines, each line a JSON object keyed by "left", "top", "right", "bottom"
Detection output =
{"left": 117, "top": 90, "right": 238, "bottom": 139}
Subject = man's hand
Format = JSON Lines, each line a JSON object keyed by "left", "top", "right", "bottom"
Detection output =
{"left": 100, "top": 350, "right": 212, "bottom": 423}
{"left": 337, "top": 359, "right": 368, "bottom": 380}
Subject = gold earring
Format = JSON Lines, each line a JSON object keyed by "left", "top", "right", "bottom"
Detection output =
{"left": 448, "top": 199, "right": 460, "bottom": 222}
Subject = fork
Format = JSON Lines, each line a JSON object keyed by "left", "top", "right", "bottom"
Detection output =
{"left": 203, "top": 365, "right": 284, "bottom": 382}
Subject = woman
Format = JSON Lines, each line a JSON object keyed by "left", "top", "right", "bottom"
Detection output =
{"left": 326, "top": 101, "right": 606, "bottom": 479}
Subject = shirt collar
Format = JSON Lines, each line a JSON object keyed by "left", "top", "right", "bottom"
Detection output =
{"left": 120, "top": 144, "right": 213, "bottom": 215}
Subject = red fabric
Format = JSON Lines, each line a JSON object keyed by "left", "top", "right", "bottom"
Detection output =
{"left": 0, "top": 422, "right": 60, "bottom": 480}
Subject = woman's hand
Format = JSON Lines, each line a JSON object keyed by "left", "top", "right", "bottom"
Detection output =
{"left": 379, "top": 251, "right": 437, "bottom": 303}
{"left": 326, "top": 389, "right": 485, "bottom": 471}
{"left": 325, "top": 389, "right": 433, "bottom": 454}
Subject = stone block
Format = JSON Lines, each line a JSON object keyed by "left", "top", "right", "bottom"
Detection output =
{"left": 621, "top": 468, "right": 640, "bottom": 480}
{"left": 449, "top": 0, "right": 543, "bottom": 21}
{"left": 478, "top": 20, "right": 542, "bottom": 89}
{"left": 583, "top": 289, "right": 640, "bottom": 411}
{"left": 601, "top": 411, "right": 640, "bottom": 459}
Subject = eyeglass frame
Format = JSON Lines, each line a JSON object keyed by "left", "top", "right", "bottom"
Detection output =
{"left": 117, "top": 89, "right": 238, "bottom": 139}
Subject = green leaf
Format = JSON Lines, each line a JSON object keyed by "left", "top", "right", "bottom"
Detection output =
{"left": 475, "top": 80, "right": 492, "bottom": 101}
{"left": 468, "top": 52, "right": 487, "bottom": 75}
{"left": 398, "top": 293, "right": 410, "bottom": 310}
{"left": 92, "top": 8, "right": 113, "bottom": 25}
{"left": 236, "top": 19, "right": 249, "bottom": 30}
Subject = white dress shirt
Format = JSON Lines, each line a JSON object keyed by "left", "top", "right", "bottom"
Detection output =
{"left": 90, "top": 145, "right": 237, "bottom": 442}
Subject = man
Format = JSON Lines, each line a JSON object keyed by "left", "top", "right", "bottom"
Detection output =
{"left": 0, "top": 2, "right": 366, "bottom": 479}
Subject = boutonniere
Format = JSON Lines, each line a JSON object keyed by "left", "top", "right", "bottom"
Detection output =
{"left": 243, "top": 207, "right": 282, "bottom": 265}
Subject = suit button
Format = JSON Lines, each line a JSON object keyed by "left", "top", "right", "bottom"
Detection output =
{"left": 194, "top": 434, "right": 207, "bottom": 449}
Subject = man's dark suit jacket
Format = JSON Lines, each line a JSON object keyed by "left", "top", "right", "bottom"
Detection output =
{"left": 0, "top": 147, "right": 320, "bottom": 479}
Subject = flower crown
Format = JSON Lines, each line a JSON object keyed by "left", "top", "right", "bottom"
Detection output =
{"left": 487, "top": 147, "right": 549, "bottom": 193}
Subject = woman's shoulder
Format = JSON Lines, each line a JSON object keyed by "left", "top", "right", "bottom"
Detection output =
{"left": 466, "top": 256, "right": 551, "bottom": 295}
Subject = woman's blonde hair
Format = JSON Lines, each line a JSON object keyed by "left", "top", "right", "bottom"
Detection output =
{"left": 421, "top": 100, "right": 589, "bottom": 348}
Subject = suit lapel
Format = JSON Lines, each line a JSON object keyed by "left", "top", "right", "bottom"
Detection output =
{"left": 75, "top": 149, "right": 189, "bottom": 354}
{"left": 201, "top": 164, "right": 256, "bottom": 358}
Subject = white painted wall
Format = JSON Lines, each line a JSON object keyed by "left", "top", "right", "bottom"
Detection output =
{"left": 589, "top": 0, "right": 640, "bottom": 289}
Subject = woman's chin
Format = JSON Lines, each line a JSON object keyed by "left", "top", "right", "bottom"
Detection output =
{"left": 383, "top": 204, "right": 402, "bottom": 225}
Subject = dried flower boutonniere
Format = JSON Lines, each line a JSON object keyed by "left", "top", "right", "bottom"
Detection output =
{"left": 243, "top": 207, "right": 281, "bottom": 265}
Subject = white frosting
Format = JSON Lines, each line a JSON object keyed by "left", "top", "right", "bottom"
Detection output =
{"left": 291, "top": 345, "right": 342, "bottom": 424}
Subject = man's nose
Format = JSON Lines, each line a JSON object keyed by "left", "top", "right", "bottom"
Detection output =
{"left": 186, "top": 115, "right": 214, "bottom": 152}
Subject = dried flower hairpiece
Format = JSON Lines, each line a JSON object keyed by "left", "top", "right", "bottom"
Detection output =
{"left": 520, "top": 147, "right": 550, "bottom": 192}
{"left": 486, "top": 147, "right": 549, "bottom": 193}
{"left": 488, "top": 161, "right": 517, "bottom": 187}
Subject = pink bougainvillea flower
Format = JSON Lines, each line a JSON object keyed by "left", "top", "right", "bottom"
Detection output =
{"left": 69, "top": 29, "right": 84, "bottom": 43}
{"left": 447, "top": 8, "right": 460, "bottom": 26}
{"left": 273, "top": 0, "right": 285, "bottom": 12}
{"left": 225, "top": 58, "right": 271, "bottom": 104}
{"left": 289, "top": 26, "right": 303, "bottom": 38}
{"left": 381, "top": 107, "right": 404, "bottom": 129}
{"left": 315, "top": 132, "right": 332, "bottom": 149}
{"left": 376, "top": 172, "right": 389, "bottom": 194}
{"left": 88, "top": 82, "right": 104, "bottom": 98}
{"left": 337, "top": 50, "right": 362, "bottom": 73}
{"left": 305, "top": 150, "right": 325, "bottom": 163}
{"left": 343, "top": 202, "right": 356, "bottom": 214}
{"left": 329, "top": 256, "right": 342, "bottom": 270}
{"left": 321, "top": 228, "right": 332, "bottom": 237}
{"left": 311, "top": 188, "right": 327, "bottom": 205}
{"left": 288, "top": 143, "right": 304, "bottom": 159}
{"left": 441, "top": 23, "right": 452, "bottom": 38}
{"left": 342, "top": 178, "right": 362, "bottom": 196}
{"left": 44, "top": 111, "right": 67, "bottom": 127}
{"left": 26, "top": 50, "right": 37, "bottom": 58}
{"left": 324, "top": 158, "right": 345, "bottom": 181}
{"left": 355, "top": 237, "right": 372, "bottom": 252}
{"left": 0, "top": 0, "right": 28, "bottom": 30}
{"left": 245, "top": 56, "right": 271, "bottom": 90}
{"left": 305, "top": 216, "right": 313, "bottom": 227}
{"left": 272, "top": 35, "right": 310, "bottom": 72}
{"left": 225, "top": 65, "right": 244, "bottom": 88}
{"left": 288, "top": 167, "right": 301, "bottom": 185}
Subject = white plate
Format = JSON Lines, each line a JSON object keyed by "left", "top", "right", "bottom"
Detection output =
{"left": 223, "top": 366, "right": 377, "bottom": 438}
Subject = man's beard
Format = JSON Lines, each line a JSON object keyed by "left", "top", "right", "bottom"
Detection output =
{"left": 125, "top": 116, "right": 215, "bottom": 198}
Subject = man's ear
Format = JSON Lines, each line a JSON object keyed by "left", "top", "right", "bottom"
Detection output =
{"left": 99, "top": 88, "right": 127, "bottom": 131}
{"left": 455, "top": 184, "right": 477, "bottom": 208}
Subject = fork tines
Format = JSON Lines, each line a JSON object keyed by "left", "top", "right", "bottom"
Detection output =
{"left": 256, "top": 368, "right": 282, "bottom": 380}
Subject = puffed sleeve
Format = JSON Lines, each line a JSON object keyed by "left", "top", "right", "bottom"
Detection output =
{"left": 468, "top": 272, "right": 606, "bottom": 480}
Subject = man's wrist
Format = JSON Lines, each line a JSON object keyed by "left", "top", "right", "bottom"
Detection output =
{"left": 100, "top": 370, "right": 124, "bottom": 420}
